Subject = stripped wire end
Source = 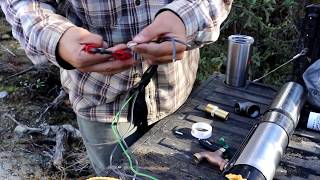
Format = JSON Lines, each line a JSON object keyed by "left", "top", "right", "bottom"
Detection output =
{"left": 253, "top": 48, "right": 309, "bottom": 82}
{"left": 127, "top": 42, "right": 138, "bottom": 49}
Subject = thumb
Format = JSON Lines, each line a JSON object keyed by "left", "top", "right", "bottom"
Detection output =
{"left": 133, "top": 22, "right": 167, "bottom": 43}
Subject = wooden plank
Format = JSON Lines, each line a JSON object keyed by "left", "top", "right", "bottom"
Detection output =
{"left": 213, "top": 86, "right": 273, "bottom": 105}
{"left": 280, "top": 155, "right": 320, "bottom": 175}
{"left": 288, "top": 140, "right": 320, "bottom": 156}
{"left": 294, "top": 129, "right": 320, "bottom": 143}
{"left": 206, "top": 92, "right": 271, "bottom": 107}
{"left": 133, "top": 142, "right": 223, "bottom": 180}
{"left": 275, "top": 175, "right": 308, "bottom": 180}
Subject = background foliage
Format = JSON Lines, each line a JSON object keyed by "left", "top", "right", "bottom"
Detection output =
{"left": 198, "top": 0, "right": 303, "bottom": 87}
{"left": 0, "top": 1, "right": 311, "bottom": 88}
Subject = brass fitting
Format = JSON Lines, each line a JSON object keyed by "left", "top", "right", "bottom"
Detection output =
{"left": 193, "top": 148, "right": 228, "bottom": 171}
{"left": 205, "top": 104, "right": 229, "bottom": 120}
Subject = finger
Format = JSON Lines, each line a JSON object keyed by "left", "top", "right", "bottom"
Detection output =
{"left": 74, "top": 49, "right": 113, "bottom": 68}
{"left": 107, "top": 44, "right": 128, "bottom": 51}
{"left": 146, "top": 58, "right": 170, "bottom": 65}
{"left": 78, "top": 58, "right": 137, "bottom": 73}
{"left": 140, "top": 52, "right": 185, "bottom": 62}
{"left": 83, "top": 61, "right": 136, "bottom": 75}
{"left": 80, "top": 32, "right": 104, "bottom": 47}
{"left": 102, "top": 41, "right": 109, "bottom": 48}
{"left": 75, "top": 44, "right": 131, "bottom": 68}
{"left": 133, "top": 22, "right": 168, "bottom": 43}
{"left": 132, "top": 41, "right": 186, "bottom": 57}
{"left": 145, "top": 54, "right": 184, "bottom": 65}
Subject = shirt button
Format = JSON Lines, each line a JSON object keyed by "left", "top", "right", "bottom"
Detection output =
{"left": 135, "top": 0, "right": 140, "bottom": 6}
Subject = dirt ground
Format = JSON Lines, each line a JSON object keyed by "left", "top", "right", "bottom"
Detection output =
{"left": 0, "top": 14, "right": 93, "bottom": 179}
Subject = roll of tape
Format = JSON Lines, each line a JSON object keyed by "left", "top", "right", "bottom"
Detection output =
{"left": 191, "top": 122, "right": 212, "bottom": 139}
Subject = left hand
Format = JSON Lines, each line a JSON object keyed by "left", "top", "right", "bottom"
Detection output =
{"left": 131, "top": 11, "right": 187, "bottom": 64}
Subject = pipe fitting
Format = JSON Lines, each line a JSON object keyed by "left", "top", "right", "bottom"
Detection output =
{"left": 234, "top": 101, "right": 260, "bottom": 118}
{"left": 205, "top": 104, "right": 230, "bottom": 120}
{"left": 193, "top": 148, "right": 228, "bottom": 171}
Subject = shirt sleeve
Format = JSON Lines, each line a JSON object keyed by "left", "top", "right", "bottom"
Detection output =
{"left": 1, "top": 0, "right": 76, "bottom": 67}
{"left": 158, "top": 0, "right": 233, "bottom": 49}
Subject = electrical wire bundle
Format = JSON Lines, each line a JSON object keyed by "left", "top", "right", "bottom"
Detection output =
{"left": 107, "top": 37, "right": 188, "bottom": 179}
{"left": 109, "top": 65, "right": 159, "bottom": 180}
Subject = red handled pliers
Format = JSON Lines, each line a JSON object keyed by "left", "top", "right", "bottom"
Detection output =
{"left": 84, "top": 44, "right": 132, "bottom": 61}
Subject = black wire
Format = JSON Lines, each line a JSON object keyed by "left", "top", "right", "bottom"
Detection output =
{"left": 129, "top": 65, "right": 158, "bottom": 94}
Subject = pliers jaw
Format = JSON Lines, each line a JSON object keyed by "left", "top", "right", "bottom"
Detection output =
{"left": 84, "top": 44, "right": 132, "bottom": 61}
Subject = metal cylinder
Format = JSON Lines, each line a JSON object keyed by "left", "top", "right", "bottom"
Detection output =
{"left": 234, "top": 122, "right": 288, "bottom": 180}
{"left": 269, "top": 82, "right": 305, "bottom": 128}
{"left": 227, "top": 82, "right": 306, "bottom": 180}
{"left": 225, "top": 35, "right": 254, "bottom": 87}
{"left": 263, "top": 111, "right": 295, "bottom": 136}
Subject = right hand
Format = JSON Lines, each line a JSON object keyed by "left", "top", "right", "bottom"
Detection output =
{"left": 58, "top": 27, "right": 136, "bottom": 75}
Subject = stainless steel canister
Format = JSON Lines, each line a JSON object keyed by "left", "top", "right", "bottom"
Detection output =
{"left": 234, "top": 122, "right": 288, "bottom": 180}
{"left": 225, "top": 35, "right": 254, "bottom": 87}
{"left": 268, "top": 82, "right": 305, "bottom": 128}
{"left": 232, "top": 82, "right": 305, "bottom": 180}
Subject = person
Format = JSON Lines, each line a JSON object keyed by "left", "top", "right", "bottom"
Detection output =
{"left": 1, "top": 0, "right": 232, "bottom": 176}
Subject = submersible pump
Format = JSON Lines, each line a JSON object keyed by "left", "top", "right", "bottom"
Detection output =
{"left": 224, "top": 82, "right": 305, "bottom": 180}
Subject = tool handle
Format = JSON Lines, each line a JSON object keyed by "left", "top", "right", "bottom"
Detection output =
{"left": 84, "top": 44, "right": 98, "bottom": 54}
{"left": 112, "top": 50, "right": 132, "bottom": 60}
{"left": 199, "top": 139, "right": 220, "bottom": 151}
{"left": 84, "top": 44, "right": 132, "bottom": 60}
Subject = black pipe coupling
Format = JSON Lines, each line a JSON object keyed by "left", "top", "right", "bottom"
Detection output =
{"left": 234, "top": 101, "right": 260, "bottom": 118}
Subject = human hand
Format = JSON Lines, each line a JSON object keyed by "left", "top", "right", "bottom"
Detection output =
{"left": 131, "top": 11, "right": 187, "bottom": 64}
{"left": 58, "top": 27, "right": 136, "bottom": 75}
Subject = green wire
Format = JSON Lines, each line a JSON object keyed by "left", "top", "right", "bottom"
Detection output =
{"left": 111, "top": 93, "right": 159, "bottom": 180}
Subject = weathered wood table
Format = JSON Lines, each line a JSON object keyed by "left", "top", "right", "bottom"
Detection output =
{"left": 129, "top": 74, "right": 320, "bottom": 180}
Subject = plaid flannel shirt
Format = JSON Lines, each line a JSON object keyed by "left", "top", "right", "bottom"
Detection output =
{"left": 1, "top": 0, "right": 232, "bottom": 124}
